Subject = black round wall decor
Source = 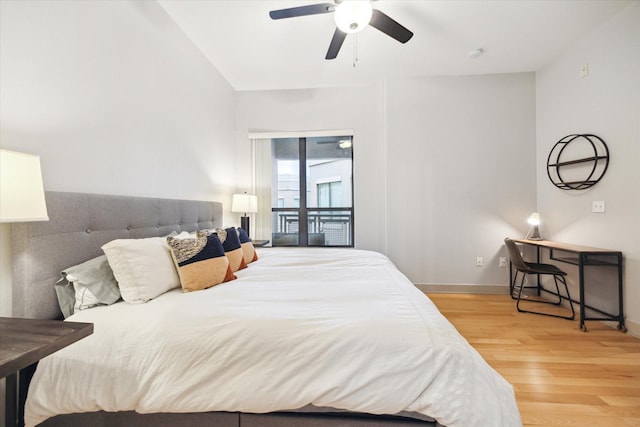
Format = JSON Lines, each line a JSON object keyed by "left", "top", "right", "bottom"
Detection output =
{"left": 546, "top": 134, "right": 609, "bottom": 190}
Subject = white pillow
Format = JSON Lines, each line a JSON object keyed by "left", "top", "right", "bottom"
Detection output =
{"left": 72, "top": 281, "right": 102, "bottom": 312}
{"left": 102, "top": 236, "right": 180, "bottom": 303}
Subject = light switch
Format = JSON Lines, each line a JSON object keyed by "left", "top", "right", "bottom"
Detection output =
{"left": 592, "top": 201, "right": 605, "bottom": 213}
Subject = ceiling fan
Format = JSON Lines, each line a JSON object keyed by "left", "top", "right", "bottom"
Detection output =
{"left": 269, "top": 0, "right": 413, "bottom": 60}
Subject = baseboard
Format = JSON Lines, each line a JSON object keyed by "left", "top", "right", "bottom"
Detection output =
{"left": 416, "top": 283, "right": 510, "bottom": 295}
{"left": 602, "top": 319, "right": 640, "bottom": 338}
{"left": 625, "top": 320, "right": 640, "bottom": 338}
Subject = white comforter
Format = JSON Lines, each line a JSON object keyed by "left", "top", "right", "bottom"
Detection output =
{"left": 25, "top": 248, "right": 521, "bottom": 427}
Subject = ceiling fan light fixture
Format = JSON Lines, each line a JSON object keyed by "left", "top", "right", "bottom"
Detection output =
{"left": 334, "top": 1, "right": 373, "bottom": 34}
{"left": 338, "top": 139, "right": 353, "bottom": 149}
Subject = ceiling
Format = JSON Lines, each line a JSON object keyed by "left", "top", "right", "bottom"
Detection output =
{"left": 157, "top": 0, "right": 632, "bottom": 92}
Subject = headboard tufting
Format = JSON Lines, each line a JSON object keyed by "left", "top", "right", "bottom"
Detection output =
{"left": 12, "top": 191, "right": 223, "bottom": 320}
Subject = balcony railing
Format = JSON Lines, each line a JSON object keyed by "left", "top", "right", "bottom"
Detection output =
{"left": 272, "top": 211, "right": 352, "bottom": 246}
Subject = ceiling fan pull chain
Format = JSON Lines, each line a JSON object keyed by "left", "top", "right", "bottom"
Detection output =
{"left": 353, "top": 34, "right": 359, "bottom": 68}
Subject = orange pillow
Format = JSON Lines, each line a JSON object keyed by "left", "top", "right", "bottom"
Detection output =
{"left": 167, "top": 232, "right": 235, "bottom": 292}
{"left": 214, "top": 227, "right": 248, "bottom": 272}
{"left": 238, "top": 227, "right": 258, "bottom": 264}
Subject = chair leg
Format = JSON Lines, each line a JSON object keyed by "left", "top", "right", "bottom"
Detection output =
{"left": 515, "top": 273, "right": 575, "bottom": 320}
{"left": 510, "top": 271, "right": 519, "bottom": 300}
{"left": 511, "top": 271, "right": 540, "bottom": 300}
{"left": 557, "top": 275, "right": 575, "bottom": 320}
{"left": 515, "top": 275, "right": 527, "bottom": 313}
{"left": 551, "top": 276, "right": 563, "bottom": 305}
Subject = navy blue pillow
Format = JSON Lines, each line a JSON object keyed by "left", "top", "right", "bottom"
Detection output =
{"left": 219, "top": 227, "right": 247, "bottom": 272}
{"left": 237, "top": 227, "right": 251, "bottom": 243}
{"left": 237, "top": 227, "right": 258, "bottom": 263}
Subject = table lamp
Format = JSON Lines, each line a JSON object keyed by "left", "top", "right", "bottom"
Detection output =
{"left": 231, "top": 192, "right": 257, "bottom": 237}
{"left": 0, "top": 149, "right": 49, "bottom": 222}
{"left": 525, "top": 212, "right": 542, "bottom": 240}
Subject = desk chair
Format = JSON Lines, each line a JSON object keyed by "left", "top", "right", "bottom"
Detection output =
{"left": 504, "top": 238, "right": 575, "bottom": 320}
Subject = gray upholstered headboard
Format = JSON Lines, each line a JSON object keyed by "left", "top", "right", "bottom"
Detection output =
{"left": 12, "top": 191, "right": 223, "bottom": 320}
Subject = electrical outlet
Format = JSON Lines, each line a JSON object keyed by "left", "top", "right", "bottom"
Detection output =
{"left": 592, "top": 200, "right": 606, "bottom": 213}
{"left": 476, "top": 257, "right": 483, "bottom": 267}
{"left": 499, "top": 257, "right": 507, "bottom": 268}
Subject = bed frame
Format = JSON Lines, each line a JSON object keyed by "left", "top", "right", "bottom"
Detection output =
{"left": 12, "top": 191, "right": 443, "bottom": 427}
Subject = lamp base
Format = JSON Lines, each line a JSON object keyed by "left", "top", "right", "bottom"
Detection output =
{"left": 526, "top": 225, "right": 542, "bottom": 240}
{"left": 240, "top": 216, "right": 250, "bottom": 237}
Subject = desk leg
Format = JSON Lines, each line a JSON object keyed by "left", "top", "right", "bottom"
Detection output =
{"left": 5, "top": 372, "right": 17, "bottom": 427}
{"left": 5, "top": 365, "right": 36, "bottom": 427}
{"left": 535, "top": 246, "right": 541, "bottom": 296}
{"left": 617, "top": 254, "right": 626, "bottom": 332}
{"left": 18, "top": 364, "right": 36, "bottom": 427}
{"left": 579, "top": 254, "right": 586, "bottom": 331}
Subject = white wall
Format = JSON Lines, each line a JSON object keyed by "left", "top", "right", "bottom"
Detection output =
{"left": 0, "top": 0, "right": 237, "bottom": 204}
{"left": 236, "top": 73, "right": 537, "bottom": 287}
{"left": 385, "top": 73, "right": 537, "bottom": 286}
{"left": 535, "top": 2, "right": 640, "bottom": 332}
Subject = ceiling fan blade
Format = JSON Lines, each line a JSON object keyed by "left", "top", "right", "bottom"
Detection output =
{"left": 369, "top": 9, "right": 413, "bottom": 43}
{"left": 325, "top": 28, "right": 347, "bottom": 60}
{"left": 269, "top": 3, "right": 335, "bottom": 20}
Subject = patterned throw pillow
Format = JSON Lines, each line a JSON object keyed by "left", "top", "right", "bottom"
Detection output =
{"left": 215, "top": 227, "right": 248, "bottom": 272}
{"left": 237, "top": 227, "right": 258, "bottom": 264}
{"left": 167, "top": 232, "right": 236, "bottom": 292}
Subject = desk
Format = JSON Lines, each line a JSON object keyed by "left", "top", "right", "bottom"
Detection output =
{"left": 0, "top": 317, "right": 93, "bottom": 427}
{"left": 511, "top": 239, "right": 624, "bottom": 332}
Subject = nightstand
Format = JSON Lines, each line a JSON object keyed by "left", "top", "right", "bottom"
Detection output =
{"left": 0, "top": 317, "right": 93, "bottom": 427}
{"left": 252, "top": 239, "right": 270, "bottom": 247}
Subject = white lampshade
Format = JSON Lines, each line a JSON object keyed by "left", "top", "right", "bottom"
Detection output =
{"left": 0, "top": 149, "right": 49, "bottom": 222}
{"left": 231, "top": 193, "right": 258, "bottom": 214}
{"left": 527, "top": 212, "right": 541, "bottom": 226}
{"left": 334, "top": 0, "right": 373, "bottom": 34}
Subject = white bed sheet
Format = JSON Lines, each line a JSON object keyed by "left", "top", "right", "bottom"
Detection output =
{"left": 25, "top": 248, "right": 521, "bottom": 427}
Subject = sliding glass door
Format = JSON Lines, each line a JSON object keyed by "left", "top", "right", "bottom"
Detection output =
{"left": 271, "top": 136, "right": 353, "bottom": 247}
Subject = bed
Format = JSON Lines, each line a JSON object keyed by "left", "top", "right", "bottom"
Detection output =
{"left": 12, "top": 191, "right": 521, "bottom": 427}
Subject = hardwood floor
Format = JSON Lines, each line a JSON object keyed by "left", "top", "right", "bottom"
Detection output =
{"left": 427, "top": 293, "right": 640, "bottom": 427}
